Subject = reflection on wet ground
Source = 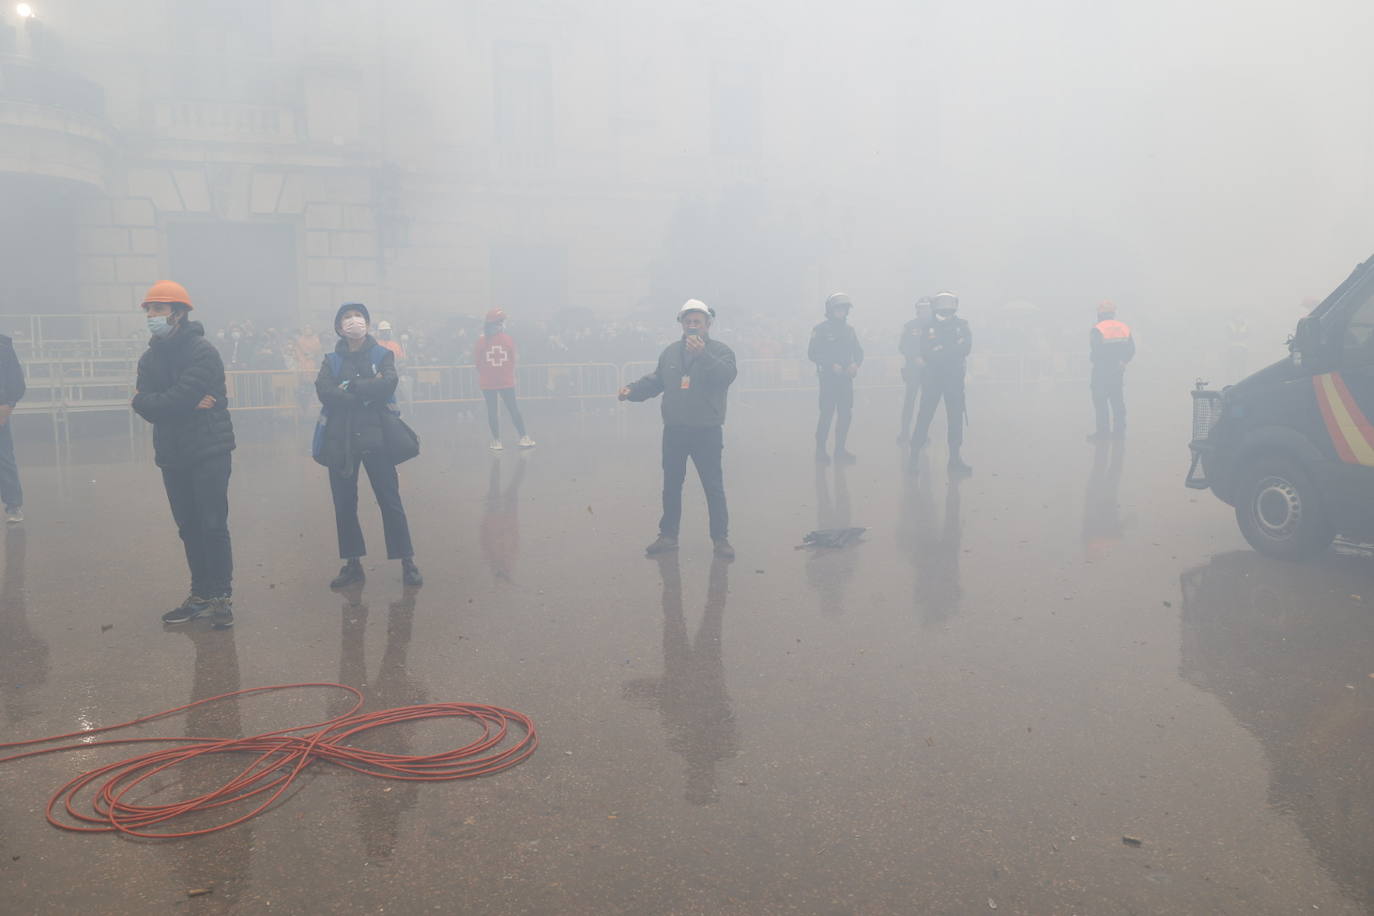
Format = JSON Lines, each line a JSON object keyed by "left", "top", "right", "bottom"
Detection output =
{"left": 1181, "top": 549, "right": 1374, "bottom": 912}
{"left": 1, "top": 383, "right": 1372, "bottom": 913}
{"left": 623, "top": 555, "right": 737, "bottom": 806}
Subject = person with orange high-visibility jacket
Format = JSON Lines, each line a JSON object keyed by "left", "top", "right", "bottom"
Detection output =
{"left": 1088, "top": 301, "right": 1135, "bottom": 441}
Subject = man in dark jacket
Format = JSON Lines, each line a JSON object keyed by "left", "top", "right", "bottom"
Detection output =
{"left": 898, "top": 296, "right": 932, "bottom": 444}
{"left": 908, "top": 290, "right": 973, "bottom": 476}
{"left": 1088, "top": 300, "right": 1135, "bottom": 441}
{"left": 809, "top": 292, "right": 864, "bottom": 464}
{"left": 131, "top": 281, "right": 236, "bottom": 629}
{"left": 316, "top": 302, "right": 422, "bottom": 589}
{"left": 620, "top": 300, "right": 737, "bottom": 559}
{"left": 0, "top": 332, "right": 27, "bottom": 523}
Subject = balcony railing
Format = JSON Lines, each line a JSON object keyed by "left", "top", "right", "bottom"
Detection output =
{"left": 0, "top": 54, "right": 104, "bottom": 118}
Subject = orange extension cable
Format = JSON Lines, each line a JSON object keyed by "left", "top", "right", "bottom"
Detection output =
{"left": 0, "top": 683, "right": 538, "bottom": 839}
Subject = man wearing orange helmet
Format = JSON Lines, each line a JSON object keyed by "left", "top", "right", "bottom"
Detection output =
{"left": 131, "top": 281, "right": 236, "bottom": 629}
{"left": 1088, "top": 300, "right": 1134, "bottom": 441}
{"left": 475, "top": 308, "right": 534, "bottom": 450}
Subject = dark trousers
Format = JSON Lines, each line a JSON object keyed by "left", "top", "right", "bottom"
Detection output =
{"left": 483, "top": 387, "right": 526, "bottom": 439}
{"left": 660, "top": 425, "right": 728, "bottom": 540}
{"left": 162, "top": 452, "right": 233, "bottom": 598}
{"left": 1092, "top": 371, "right": 1126, "bottom": 435}
{"left": 899, "top": 366, "right": 921, "bottom": 439}
{"left": 329, "top": 451, "right": 414, "bottom": 560}
{"left": 0, "top": 421, "right": 21, "bottom": 511}
{"left": 815, "top": 374, "right": 854, "bottom": 451}
{"left": 911, "top": 370, "right": 966, "bottom": 450}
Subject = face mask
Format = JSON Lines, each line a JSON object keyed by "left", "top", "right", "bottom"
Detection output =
{"left": 683, "top": 327, "right": 703, "bottom": 337}
{"left": 935, "top": 311, "right": 955, "bottom": 321}
{"left": 148, "top": 315, "right": 173, "bottom": 339}
{"left": 341, "top": 317, "right": 367, "bottom": 340}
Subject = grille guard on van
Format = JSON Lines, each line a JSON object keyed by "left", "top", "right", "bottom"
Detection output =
{"left": 1186, "top": 441, "right": 1211, "bottom": 489}
{"left": 1187, "top": 383, "right": 1222, "bottom": 489}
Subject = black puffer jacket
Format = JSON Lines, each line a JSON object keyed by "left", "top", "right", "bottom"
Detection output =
{"left": 0, "top": 335, "right": 26, "bottom": 407}
{"left": 314, "top": 336, "right": 398, "bottom": 471}
{"left": 132, "top": 321, "right": 236, "bottom": 470}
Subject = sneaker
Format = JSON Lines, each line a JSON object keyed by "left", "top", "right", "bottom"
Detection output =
{"left": 815, "top": 448, "right": 831, "bottom": 465}
{"left": 330, "top": 559, "right": 365, "bottom": 589}
{"left": 162, "top": 594, "right": 211, "bottom": 624}
{"left": 208, "top": 597, "right": 234, "bottom": 630}
{"left": 402, "top": 559, "right": 424, "bottom": 588}
{"left": 948, "top": 457, "right": 973, "bottom": 476}
{"left": 645, "top": 534, "right": 679, "bottom": 556}
{"left": 713, "top": 538, "right": 735, "bottom": 560}
{"left": 489, "top": 439, "right": 504, "bottom": 451}
{"left": 835, "top": 450, "right": 857, "bottom": 464}
{"left": 518, "top": 435, "right": 536, "bottom": 449}
{"left": 5, "top": 508, "right": 22, "bottom": 524}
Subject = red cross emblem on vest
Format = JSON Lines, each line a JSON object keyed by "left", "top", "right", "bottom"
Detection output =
{"left": 485, "top": 345, "right": 510, "bottom": 367}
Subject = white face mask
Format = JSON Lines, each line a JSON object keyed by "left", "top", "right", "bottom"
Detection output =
{"left": 341, "top": 316, "right": 367, "bottom": 340}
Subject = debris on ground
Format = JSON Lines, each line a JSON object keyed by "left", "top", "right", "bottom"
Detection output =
{"left": 796, "top": 527, "right": 867, "bottom": 549}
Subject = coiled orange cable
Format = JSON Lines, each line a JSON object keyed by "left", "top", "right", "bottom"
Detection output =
{"left": 0, "top": 683, "right": 538, "bottom": 838}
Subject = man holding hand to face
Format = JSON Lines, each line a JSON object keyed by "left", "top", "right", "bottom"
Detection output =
{"left": 620, "top": 300, "right": 737, "bottom": 560}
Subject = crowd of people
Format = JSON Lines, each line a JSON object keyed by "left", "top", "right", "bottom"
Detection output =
{"left": 0, "top": 279, "right": 1145, "bottom": 633}
{"left": 201, "top": 312, "right": 892, "bottom": 373}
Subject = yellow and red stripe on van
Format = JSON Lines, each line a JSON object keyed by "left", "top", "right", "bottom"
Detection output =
{"left": 1314, "top": 372, "right": 1374, "bottom": 466}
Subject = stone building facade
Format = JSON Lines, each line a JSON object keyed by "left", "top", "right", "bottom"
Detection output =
{"left": 1, "top": 0, "right": 858, "bottom": 338}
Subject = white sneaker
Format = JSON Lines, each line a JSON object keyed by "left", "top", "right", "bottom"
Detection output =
{"left": 5, "top": 509, "right": 22, "bottom": 524}
{"left": 518, "top": 435, "right": 536, "bottom": 448}
{"left": 489, "top": 439, "right": 504, "bottom": 451}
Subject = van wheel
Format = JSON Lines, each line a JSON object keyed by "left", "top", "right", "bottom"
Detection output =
{"left": 1234, "top": 458, "right": 1334, "bottom": 559}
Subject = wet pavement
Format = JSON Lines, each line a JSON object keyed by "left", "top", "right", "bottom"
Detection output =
{"left": 2, "top": 376, "right": 1373, "bottom": 914}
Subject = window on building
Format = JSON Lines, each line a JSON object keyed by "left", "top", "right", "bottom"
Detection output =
{"left": 489, "top": 242, "right": 565, "bottom": 316}
{"left": 493, "top": 42, "right": 554, "bottom": 169}
{"left": 167, "top": 221, "right": 298, "bottom": 331}
{"left": 711, "top": 59, "right": 761, "bottom": 156}
{"left": 173, "top": 0, "right": 273, "bottom": 59}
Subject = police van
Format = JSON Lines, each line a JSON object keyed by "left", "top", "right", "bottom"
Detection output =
{"left": 1187, "top": 254, "right": 1374, "bottom": 557}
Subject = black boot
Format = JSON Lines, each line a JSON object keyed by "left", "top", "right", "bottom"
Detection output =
{"left": 402, "top": 558, "right": 424, "bottom": 588}
{"left": 330, "top": 559, "right": 365, "bottom": 589}
{"left": 948, "top": 454, "right": 973, "bottom": 476}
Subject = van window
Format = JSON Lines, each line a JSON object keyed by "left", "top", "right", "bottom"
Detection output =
{"left": 1342, "top": 293, "right": 1374, "bottom": 369}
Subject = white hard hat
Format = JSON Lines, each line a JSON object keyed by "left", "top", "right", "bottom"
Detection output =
{"left": 377, "top": 320, "right": 393, "bottom": 331}
{"left": 677, "top": 299, "right": 713, "bottom": 319}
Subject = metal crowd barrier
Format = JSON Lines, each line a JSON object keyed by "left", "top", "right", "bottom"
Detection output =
{"left": 15, "top": 356, "right": 1090, "bottom": 435}
{"left": 407, "top": 363, "right": 621, "bottom": 406}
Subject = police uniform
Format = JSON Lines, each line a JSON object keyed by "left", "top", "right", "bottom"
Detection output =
{"left": 898, "top": 315, "right": 928, "bottom": 441}
{"left": 809, "top": 316, "right": 864, "bottom": 459}
{"left": 909, "top": 315, "right": 972, "bottom": 462}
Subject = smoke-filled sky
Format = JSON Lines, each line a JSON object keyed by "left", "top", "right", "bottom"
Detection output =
{"left": 780, "top": 0, "right": 1374, "bottom": 325}
{"left": 39, "top": 0, "right": 1374, "bottom": 340}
